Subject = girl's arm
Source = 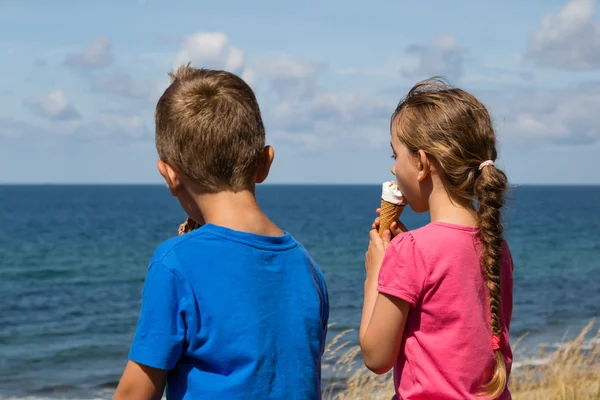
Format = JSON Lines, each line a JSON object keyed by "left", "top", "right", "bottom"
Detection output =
{"left": 360, "top": 223, "right": 410, "bottom": 374}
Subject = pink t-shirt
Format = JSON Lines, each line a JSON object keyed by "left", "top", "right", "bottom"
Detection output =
{"left": 377, "top": 222, "right": 513, "bottom": 400}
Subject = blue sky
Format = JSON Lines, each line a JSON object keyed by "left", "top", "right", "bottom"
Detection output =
{"left": 1, "top": 0, "right": 599, "bottom": 184}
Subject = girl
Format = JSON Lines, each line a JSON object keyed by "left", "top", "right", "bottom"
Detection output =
{"left": 360, "top": 78, "right": 513, "bottom": 399}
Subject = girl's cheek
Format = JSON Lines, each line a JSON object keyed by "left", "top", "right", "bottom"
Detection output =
{"left": 395, "top": 175, "right": 407, "bottom": 195}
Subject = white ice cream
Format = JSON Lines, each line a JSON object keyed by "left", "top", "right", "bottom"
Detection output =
{"left": 381, "top": 181, "right": 406, "bottom": 206}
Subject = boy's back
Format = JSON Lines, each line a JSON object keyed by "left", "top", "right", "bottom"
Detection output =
{"left": 129, "top": 224, "right": 328, "bottom": 399}
{"left": 113, "top": 65, "right": 329, "bottom": 400}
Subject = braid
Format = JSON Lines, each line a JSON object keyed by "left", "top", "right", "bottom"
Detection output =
{"left": 475, "top": 163, "right": 508, "bottom": 399}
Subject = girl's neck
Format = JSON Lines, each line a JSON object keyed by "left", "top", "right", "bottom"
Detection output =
{"left": 428, "top": 183, "right": 478, "bottom": 226}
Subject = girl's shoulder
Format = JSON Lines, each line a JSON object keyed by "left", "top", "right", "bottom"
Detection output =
{"left": 395, "top": 222, "right": 480, "bottom": 261}
{"left": 387, "top": 225, "right": 433, "bottom": 259}
{"left": 388, "top": 230, "right": 418, "bottom": 253}
{"left": 397, "top": 222, "right": 475, "bottom": 244}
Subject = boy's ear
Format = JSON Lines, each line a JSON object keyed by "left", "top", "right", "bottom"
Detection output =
{"left": 416, "top": 150, "right": 431, "bottom": 183}
{"left": 157, "top": 160, "right": 183, "bottom": 196}
{"left": 256, "top": 146, "right": 275, "bottom": 184}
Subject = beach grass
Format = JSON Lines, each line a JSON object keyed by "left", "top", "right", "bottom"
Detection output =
{"left": 323, "top": 320, "right": 599, "bottom": 400}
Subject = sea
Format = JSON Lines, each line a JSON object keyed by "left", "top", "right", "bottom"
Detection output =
{"left": 0, "top": 185, "right": 599, "bottom": 399}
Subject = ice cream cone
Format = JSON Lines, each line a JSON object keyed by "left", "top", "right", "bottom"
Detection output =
{"left": 178, "top": 218, "right": 201, "bottom": 236}
{"left": 379, "top": 181, "right": 406, "bottom": 237}
{"left": 379, "top": 200, "right": 405, "bottom": 237}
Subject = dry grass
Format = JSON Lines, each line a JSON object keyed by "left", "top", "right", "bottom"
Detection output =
{"left": 510, "top": 321, "right": 600, "bottom": 400}
{"left": 323, "top": 321, "right": 600, "bottom": 400}
{"left": 322, "top": 328, "right": 393, "bottom": 400}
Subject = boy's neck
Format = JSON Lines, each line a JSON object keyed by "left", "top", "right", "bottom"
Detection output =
{"left": 194, "top": 189, "right": 284, "bottom": 237}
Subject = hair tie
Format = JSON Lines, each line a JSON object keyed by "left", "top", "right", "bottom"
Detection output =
{"left": 491, "top": 335, "right": 501, "bottom": 351}
{"left": 478, "top": 160, "right": 495, "bottom": 170}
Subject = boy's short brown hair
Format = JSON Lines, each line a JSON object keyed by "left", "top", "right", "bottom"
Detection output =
{"left": 155, "top": 64, "right": 266, "bottom": 194}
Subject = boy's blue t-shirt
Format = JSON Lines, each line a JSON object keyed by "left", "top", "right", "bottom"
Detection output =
{"left": 128, "top": 223, "right": 329, "bottom": 400}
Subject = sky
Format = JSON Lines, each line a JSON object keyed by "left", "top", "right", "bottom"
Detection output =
{"left": 1, "top": 0, "right": 599, "bottom": 185}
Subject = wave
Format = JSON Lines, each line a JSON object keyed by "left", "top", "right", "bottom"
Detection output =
{"left": 0, "top": 387, "right": 115, "bottom": 400}
{"left": 512, "top": 335, "right": 599, "bottom": 370}
{"left": 0, "top": 390, "right": 164, "bottom": 400}
{"left": 512, "top": 356, "right": 553, "bottom": 370}
{"left": 0, "top": 396, "right": 110, "bottom": 400}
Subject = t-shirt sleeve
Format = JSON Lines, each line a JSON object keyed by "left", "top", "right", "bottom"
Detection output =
{"left": 128, "top": 261, "right": 191, "bottom": 370}
{"left": 377, "top": 233, "right": 427, "bottom": 308}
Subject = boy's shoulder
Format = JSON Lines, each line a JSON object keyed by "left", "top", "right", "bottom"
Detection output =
{"left": 149, "top": 224, "right": 314, "bottom": 270}
{"left": 151, "top": 228, "right": 203, "bottom": 264}
{"left": 148, "top": 226, "right": 222, "bottom": 276}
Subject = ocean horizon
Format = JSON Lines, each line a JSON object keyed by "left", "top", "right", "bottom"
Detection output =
{"left": 1, "top": 183, "right": 598, "bottom": 186}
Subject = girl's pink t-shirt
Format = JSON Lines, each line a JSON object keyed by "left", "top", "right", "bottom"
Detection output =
{"left": 378, "top": 222, "right": 513, "bottom": 400}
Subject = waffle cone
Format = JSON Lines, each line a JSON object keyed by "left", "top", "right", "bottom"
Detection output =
{"left": 178, "top": 218, "right": 201, "bottom": 236}
{"left": 379, "top": 200, "right": 404, "bottom": 237}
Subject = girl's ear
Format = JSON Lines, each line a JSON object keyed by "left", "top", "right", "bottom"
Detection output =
{"left": 416, "top": 150, "right": 431, "bottom": 183}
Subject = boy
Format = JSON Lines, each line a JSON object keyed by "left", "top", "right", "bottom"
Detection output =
{"left": 114, "top": 65, "right": 329, "bottom": 400}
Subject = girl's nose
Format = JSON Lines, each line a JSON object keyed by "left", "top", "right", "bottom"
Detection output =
{"left": 390, "top": 167, "right": 396, "bottom": 176}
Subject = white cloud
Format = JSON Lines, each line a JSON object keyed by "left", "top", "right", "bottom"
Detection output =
{"left": 91, "top": 70, "right": 148, "bottom": 98}
{"left": 48, "top": 114, "right": 151, "bottom": 140}
{"left": 258, "top": 58, "right": 321, "bottom": 98}
{"left": 90, "top": 33, "right": 256, "bottom": 105}
{"left": 0, "top": 117, "right": 41, "bottom": 137}
{"left": 1, "top": 113, "right": 150, "bottom": 140}
{"left": 25, "top": 90, "right": 80, "bottom": 121}
{"left": 259, "top": 58, "right": 393, "bottom": 149}
{"left": 172, "top": 32, "right": 246, "bottom": 75}
{"left": 91, "top": 70, "right": 168, "bottom": 103}
{"left": 271, "top": 91, "right": 390, "bottom": 130}
{"left": 174, "top": 47, "right": 390, "bottom": 149}
{"left": 403, "top": 35, "right": 467, "bottom": 81}
{"left": 261, "top": 58, "right": 320, "bottom": 82}
{"left": 64, "top": 37, "right": 114, "bottom": 69}
{"left": 483, "top": 81, "right": 600, "bottom": 145}
{"left": 527, "top": 0, "right": 600, "bottom": 70}
{"left": 240, "top": 69, "right": 257, "bottom": 87}
{"left": 86, "top": 114, "right": 150, "bottom": 139}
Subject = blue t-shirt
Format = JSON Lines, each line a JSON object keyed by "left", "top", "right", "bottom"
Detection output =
{"left": 128, "top": 223, "right": 329, "bottom": 400}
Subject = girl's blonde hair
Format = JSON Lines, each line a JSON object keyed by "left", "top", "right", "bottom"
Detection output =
{"left": 392, "top": 77, "right": 509, "bottom": 399}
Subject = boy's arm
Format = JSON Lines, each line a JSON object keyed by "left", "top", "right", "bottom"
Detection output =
{"left": 114, "top": 361, "right": 167, "bottom": 400}
{"left": 118, "top": 261, "right": 193, "bottom": 399}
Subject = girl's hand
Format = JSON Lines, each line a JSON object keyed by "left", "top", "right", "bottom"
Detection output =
{"left": 360, "top": 208, "right": 411, "bottom": 375}
{"left": 365, "top": 228, "right": 391, "bottom": 280}
{"left": 178, "top": 217, "right": 202, "bottom": 236}
{"left": 371, "top": 208, "right": 408, "bottom": 237}
{"left": 366, "top": 209, "right": 408, "bottom": 279}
